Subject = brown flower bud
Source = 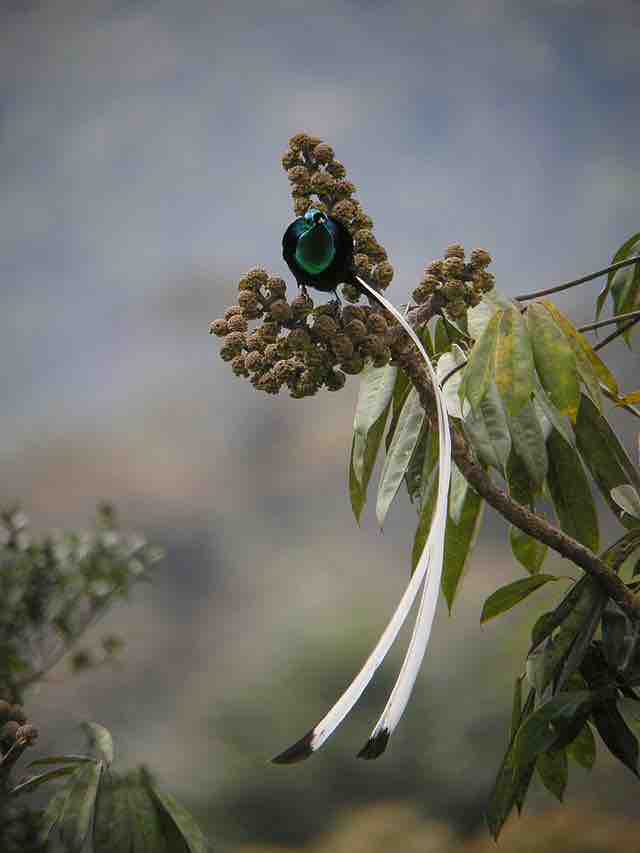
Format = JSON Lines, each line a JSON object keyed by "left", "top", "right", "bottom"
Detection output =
{"left": 352, "top": 209, "right": 374, "bottom": 229}
{"left": 442, "top": 279, "right": 465, "bottom": 301}
{"left": 331, "top": 334, "right": 354, "bottom": 361}
{"left": 231, "top": 354, "right": 248, "bottom": 376}
{"left": 354, "top": 229, "right": 377, "bottom": 253}
{"left": 469, "top": 248, "right": 492, "bottom": 268}
{"left": 289, "top": 132, "right": 310, "bottom": 151}
{"left": 293, "top": 195, "right": 311, "bottom": 216}
{"left": 425, "top": 260, "right": 444, "bottom": 277}
{"left": 291, "top": 293, "right": 314, "bottom": 319}
{"left": 227, "top": 314, "right": 248, "bottom": 333}
{"left": 245, "top": 267, "right": 269, "bottom": 288}
{"left": 341, "top": 354, "right": 365, "bottom": 374}
{"left": 287, "top": 165, "right": 310, "bottom": 184}
{"left": 467, "top": 288, "right": 483, "bottom": 307}
{"left": 273, "top": 360, "right": 292, "bottom": 384}
{"left": 222, "top": 331, "right": 246, "bottom": 354}
{"left": 245, "top": 350, "right": 264, "bottom": 371}
{"left": 373, "top": 261, "right": 394, "bottom": 287}
{"left": 446, "top": 299, "right": 467, "bottom": 319}
{"left": 312, "top": 314, "right": 338, "bottom": 339}
{"left": 412, "top": 285, "right": 431, "bottom": 304}
{"left": 238, "top": 276, "right": 256, "bottom": 292}
{"left": 341, "top": 284, "right": 361, "bottom": 303}
{"left": 264, "top": 343, "right": 280, "bottom": 363}
{"left": 420, "top": 274, "right": 441, "bottom": 291}
{"left": 326, "top": 369, "right": 347, "bottom": 391}
{"left": 304, "top": 347, "right": 325, "bottom": 368}
{"left": 287, "top": 328, "right": 311, "bottom": 350}
{"left": 342, "top": 305, "right": 366, "bottom": 324}
{"left": 445, "top": 244, "right": 465, "bottom": 260}
{"left": 345, "top": 318, "right": 367, "bottom": 340}
{"left": 16, "top": 723, "right": 38, "bottom": 745}
{"left": 238, "top": 290, "right": 259, "bottom": 311}
{"left": 334, "top": 179, "right": 357, "bottom": 198}
{"left": 224, "top": 304, "right": 242, "bottom": 320}
{"left": 267, "top": 277, "right": 287, "bottom": 298}
{"left": 326, "top": 160, "right": 347, "bottom": 178}
{"left": 310, "top": 171, "right": 336, "bottom": 195}
{"left": 1, "top": 721, "right": 20, "bottom": 742}
{"left": 261, "top": 322, "right": 279, "bottom": 342}
{"left": 270, "top": 299, "right": 292, "bottom": 322}
{"left": 373, "top": 348, "right": 391, "bottom": 368}
{"left": 209, "top": 319, "right": 229, "bottom": 337}
{"left": 313, "top": 143, "right": 334, "bottom": 164}
{"left": 442, "top": 257, "right": 465, "bottom": 278}
{"left": 331, "top": 199, "right": 356, "bottom": 222}
{"left": 282, "top": 150, "right": 300, "bottom": 170}
{"left": 246, "top": 331, "right": 264, "bottom": 351}
{"left": 353, "top": 253, "right": 372, "bottom": 276}
{"left": 367, "top": 313, "right": 388, "bottom": 335}
{"left": 475, "top": 270, "right": 495, "bottom": 292}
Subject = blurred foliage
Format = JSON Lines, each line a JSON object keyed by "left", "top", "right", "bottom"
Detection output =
{"left": 0, "top": 506, "right": 209, "bottom": 851}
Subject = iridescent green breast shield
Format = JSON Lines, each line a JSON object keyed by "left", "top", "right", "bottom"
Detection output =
{"left": 295, "top": 224, "right": 336, "bottom": 275}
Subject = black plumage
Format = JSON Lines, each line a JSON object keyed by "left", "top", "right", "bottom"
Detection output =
{"left": 282, "top": 208, "right": 356, "bottom": 298}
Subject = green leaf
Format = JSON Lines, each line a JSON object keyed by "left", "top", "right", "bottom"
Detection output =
{"left": 514, "top": 691, "right": 594, "bottom": 768}
{"left": 610, "top": 241, "right": 640, "bottom": 347}
{"left": 611, "top": 484, "right": 640, "bottom": 519}
{"left": 495, "top": 307, "right": 535, "bottom": 416}
{"left": 527, "top": 302, "right": 580, "bottom": 420}
{"left": 463, "top": 382, "right": 511, "bottom": 476}
{"left": 507, "top": 401, "right": 548, "bottom": 492}
{"left": 460, "top": 311, "right": 501, "bottom": 412}
{"left": 376, "top": 388, "right": 424, "bottom": 527}
{"left": 596, "top": 232, "right": 640, "bottom": 319}
{"left": 353, "top": 361, "right": 397, "bottom": 437}
{"left": 94, "top": 770, "right": 132, "bottom": 853}
{"left": 541, "top": 299, "right": 619, "bottom": 402}
{"left": 510, "top": 526, "right": 548, "bottom": 575}
{"left": 82, "top": 721, "right": 114, "bottom": 766}
{"left": 537, "top": 748, "right": 568, "bottom": 801}
{"left": 433, "top": 316, "right": 451, "bottom": 354}
{"left": 601, "top": 601, "right": 630, "bottom": 672}
{"left": 442, "top": 467, "right": 484, "bottom": 612}
{"left": 530, "top": 578, "right": 589, "bottom": 651}
{"left": 59, "top": 760, "right": 103, "bottom": 853}
{"left": 385, "top": 367, "right": 411, "bottom": 452}
{"left": 349, "top": 409, "right": 388, "bottom": 524}
{"left": 29, "top": 754, "right": 96, "bottom": 768}
{"left": 404, "top": 427, "right": 428, "bottom": 504}
{"left": 575, "top": 394, "right": 640, "bottom": 528}
{"left": 511, "top": 676, "right": 524, "bottom": 740}
{"left": 480, "top": 574, "right": 559, "bottom": 624}
{"left": 546, "top": 427, "right": 599, "bottom": 551}
{"left": 411, "top": 432, "right": 439, "bottom": 570}
{"left": 128, "top": 774, "right": 168, "bottom": 853}
{"left": 567, "top": 722, "right": 596, "bottom": 769}
{"left": 11, "top": 766, "right": 78, "bottom": 796}
{"left": 39, "top": 780, "right": 74, "bottom": 843}
{"left": 151, "top": 786, "right": 208, "bottom": 853}
{"left": 486, "top": 689, "right": 536, "bottom": 840}
{"left": 591, "top": 701, "right": 639, "bottom": 776}
{"left": 532, "top": 377, "right": 575, "bottom": 447}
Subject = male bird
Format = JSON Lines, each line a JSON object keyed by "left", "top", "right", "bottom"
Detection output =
{"left": 282, "top": 208, "right": 356, "bottom": 301}
{"left": 275, "top": 210, "right": 453, "bottom": 764}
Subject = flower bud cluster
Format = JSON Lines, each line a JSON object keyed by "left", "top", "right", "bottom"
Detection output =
{"left": 412, "top": 244, "right": 495, "bottom": 321}
{"left": 211, "top": 269, "right": 399, "bottom": 397}
{"left": 0, "top": 701, "right": 38, "bottom": 752}
{"left": 283, "top": 133, "right": 393, "bottom": 299}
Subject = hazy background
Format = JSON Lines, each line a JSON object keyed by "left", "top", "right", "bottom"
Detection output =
{"left": 2, "top": 1, "right": 639, "bottom": 849}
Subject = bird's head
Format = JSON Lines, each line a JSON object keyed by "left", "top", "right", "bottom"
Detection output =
{"left": 303, "top": 208, "right": 327, "bottom": 230}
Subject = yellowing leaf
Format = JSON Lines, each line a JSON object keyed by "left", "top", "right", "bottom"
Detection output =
{"left": 495, "top": 307, "right": 535, "bottom": 416}
{"left": 527, "top": 303, "right": 580, "bottom": 420}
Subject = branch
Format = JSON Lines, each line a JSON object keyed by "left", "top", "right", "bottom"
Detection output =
{"left": 578, "top": 309, "right": 640, "bottom": 333}
{"left": 393, "top": 347, "right": 640, "bottom": 623}
{"left": 516, "top": 255, "right": 640, "bottom": 302}
{"left": 593, "top": 315, "right": 640, "bottom": 352}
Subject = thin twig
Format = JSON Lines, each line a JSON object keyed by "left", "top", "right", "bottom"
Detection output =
{"left": 593, "top": 315, "right": 640, "bottom": 352}
{"left": 516, "top": 255, "right": 640, "bottom": 302}
{"left": 578, "top": 309, "right": 640, "bottom": 333}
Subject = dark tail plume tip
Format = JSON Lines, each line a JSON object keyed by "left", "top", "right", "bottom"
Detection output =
{"left": 357, "top": 728, "right": 390, "bottom": 760}
{"left": 271, "top": 730, "right": 315, "bottom": 765}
